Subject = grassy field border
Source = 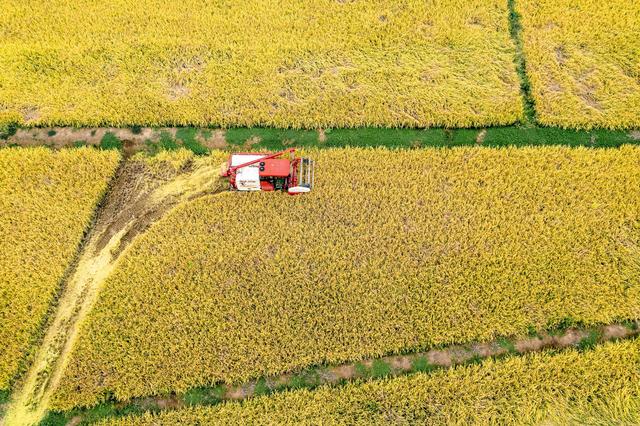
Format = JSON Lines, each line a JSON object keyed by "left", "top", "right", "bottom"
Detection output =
{"left": 223, "top": 126, "right": 637, "bottom": 150}
{"left": 38, "top": 321, "right": 640, "bottom": 426}
{"left": 507, "top": 0, "right": 536, "bottom": 123}
{"left": 0, "top": 389, "right": 9, "bottom": 417}
{"left": 3, "top": 125, "right": 639, "bottom": 157}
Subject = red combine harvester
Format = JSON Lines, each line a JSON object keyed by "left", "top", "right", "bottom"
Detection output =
{"left": 220, "top": 148, "right": 314, "bottom": 194}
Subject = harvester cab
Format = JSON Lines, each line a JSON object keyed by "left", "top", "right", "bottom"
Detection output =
{"left": 220, "top": 148, "right": 314, "bottom": 195}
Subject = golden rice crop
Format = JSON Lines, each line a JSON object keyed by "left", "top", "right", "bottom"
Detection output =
{"left": 51, "top": 146, "right": 640, "bottom": 409}
{"left": 518, "top": 0, "right": 640, "bottom": 129}
{"left": 0, "top": 0, "right": 522, "bottom": 128}
{"left": 0, "top": 147, "right": 120, "bottom": 391}
{"left": 103, "top": 338, "right": 640, "bottom": 425}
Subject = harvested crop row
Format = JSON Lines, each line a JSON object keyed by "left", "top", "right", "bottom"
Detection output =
{"left": 0, "top": 147, "right": 120, "bottom": 391}
{"left": 0, "top": 0, "right": 522, "bottom": 128}
{"left": 103, "top": 338, "right": 640, "bottom": 425}
{"left": 51, "top": 146, "right": 640, "bottom": 409}
{"left": 518, "top": 0, "right": 640, "bottom": 129}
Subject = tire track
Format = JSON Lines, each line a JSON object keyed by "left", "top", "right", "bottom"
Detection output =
{"left": 3, "top": 157, "right": 225, "bottom": 426}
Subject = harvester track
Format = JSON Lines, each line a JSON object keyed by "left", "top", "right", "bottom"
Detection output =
{"left": 2, "top": 158, "right": 225, "bottom": 426}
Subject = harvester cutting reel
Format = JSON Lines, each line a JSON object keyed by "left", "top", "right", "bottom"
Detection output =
{"left": 220, "top": 148, "right": 314, "bottom": 195}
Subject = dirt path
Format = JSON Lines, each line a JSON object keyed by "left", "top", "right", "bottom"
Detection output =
{"left": 2, "top": 157, "right": 225, "bottom": 426}
{"left": 3, "top": 127, "right": 639, "bottom": 154}
{"left": 3, "top": 127, "right": 228, "bottom": 152}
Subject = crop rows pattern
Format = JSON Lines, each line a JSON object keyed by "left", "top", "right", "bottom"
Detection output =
{"left": 103, "top": 338, "right": 640, "bottom": 425}
{"left": 518, "top": 0, "right": 640, "bottom": 129}
{"left": 0, "top": 0, "right": 522, "bottom": 128}
{"left": 49, "top": 146, "right": 640, "bottom": 409}
{"left": 0, "top": 147, "right": 120, "bottom": 390}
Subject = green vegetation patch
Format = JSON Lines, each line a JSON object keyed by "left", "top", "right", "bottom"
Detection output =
{"left": 99, "top": 132, "right": 122, "bottom": 150}
{"left": 223, "top": 126, "right": 637, "bottom": 151}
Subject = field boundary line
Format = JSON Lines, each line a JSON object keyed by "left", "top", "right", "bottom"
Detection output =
{"left": 43, "top": 321, "right": 640, "bottom": 425}
{"left": 507, "top": 0, "right": 537, "bottom": 124}
{"left": 2, "top": 126, "right": 640, "bottom": 155}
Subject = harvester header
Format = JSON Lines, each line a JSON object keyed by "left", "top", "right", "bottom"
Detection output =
{"left": 220, "top": 148, "right": 314, "bottom": 194}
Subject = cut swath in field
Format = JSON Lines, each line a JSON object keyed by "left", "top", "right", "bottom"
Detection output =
{"left": 0, "top": 148, "right": 119, "bottom": 395}
{"left": 51, "top": 146, "right": 640, "bottom": 410}
{"left": 100, "top": 338, "right": 640, "bottom": 425}
{"left": 0, "top": 0, "right": 522, "bottom": 128}
{"left": 517, "top": 0, "right": 640, "bottom": 129}
{"left": 3, "top": 150, "right": 228, "bottom": 426}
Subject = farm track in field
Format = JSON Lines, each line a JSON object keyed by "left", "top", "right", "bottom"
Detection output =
{"left": 46, "top": 321, "right": 640, "bottom": 425}
{"left": 2, "top": 158, "right": 226, "bottom": 426}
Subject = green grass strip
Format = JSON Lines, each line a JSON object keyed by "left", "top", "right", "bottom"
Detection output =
{"left": 225, "top": 126, "right": 636, "bottom": 150}
{"left": 507, "top": 0, "right": 536, "bottom": 124}
{"left": 5, "top": 125, "right": 639, "bottom": 158}
{"left": 38, "top": 321, "right": 640, "bottom": 425}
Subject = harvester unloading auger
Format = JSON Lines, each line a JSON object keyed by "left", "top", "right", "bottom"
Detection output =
{"left": 220, "top": 148, "right": 314, "bottom": 194}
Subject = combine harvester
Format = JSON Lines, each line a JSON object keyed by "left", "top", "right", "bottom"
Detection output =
{"left": 221, "top": 148, "right": 314, "bottom": 194}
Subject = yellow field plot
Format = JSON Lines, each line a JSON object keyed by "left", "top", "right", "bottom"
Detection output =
{"left": 518, "top": 0, "right": 640, "bottom": 129}
{"left": 0, "top": 147, "right": 119, "bottom": 391}
{"left": 103, "top": 338, "right": 640, "bottom": 425}
{"left": 0, "top": 0, "right": 522, "bottom": 128}
{"left": 51, "top": 146, "right": 640, "bottom": 409}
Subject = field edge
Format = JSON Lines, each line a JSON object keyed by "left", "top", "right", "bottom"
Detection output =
{"left": 41, "top": 320, "right": 640, "bottom": 425}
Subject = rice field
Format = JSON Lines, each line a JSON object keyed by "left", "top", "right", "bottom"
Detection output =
{"left": 50, "top": 146, "right": 640, "bottom": 409}
{"left": 101, "top": 338, "right": 640, "bottom": 425}
{"left": 0, "top": 147, "right": 120, "bottom": 391}
{"left": 2, "top": 1, "right": 640, "bottom": 423}
{"left": 0, "top": 0, "right": 523, "bottom": 128}
{"left": 518, "top": 0, "right": 640, "bottom": 129}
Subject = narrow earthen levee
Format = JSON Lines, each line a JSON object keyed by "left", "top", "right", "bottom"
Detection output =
{"left": 222, "top": 322, "right": 639, "bottom": 401}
